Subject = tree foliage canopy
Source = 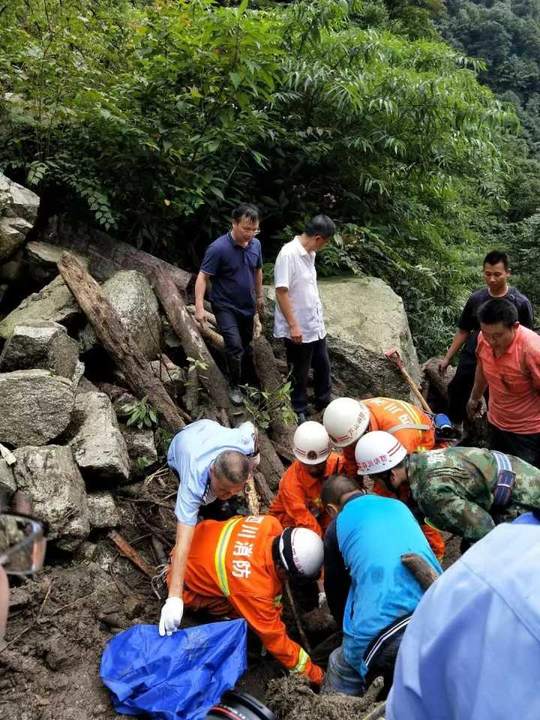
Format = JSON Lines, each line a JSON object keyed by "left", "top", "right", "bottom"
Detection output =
{"left": 0, "top": 0, "right": 524, "bottom": 356}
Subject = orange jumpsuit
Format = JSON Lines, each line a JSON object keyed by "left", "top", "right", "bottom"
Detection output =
{"left": 181, "top": 514, "right": 323, "bottom": 684}
{"left": 268, "top": 453, "right": 344, "bottom": 537}
{"left": 342, "top": 398, "right": 444, "bottom": 560}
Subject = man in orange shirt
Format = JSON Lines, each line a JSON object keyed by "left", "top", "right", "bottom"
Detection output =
{"left": 468, "top": 298, "right": 540, "bottom": 468}
{"left": 323, "top": 397, "right": 444, "bottom": 559}
{"left": 269, "top": 421, "right": 345, "bottom": 538}
{"left": 178, "top": 514, "right": 324, "bottom": 684}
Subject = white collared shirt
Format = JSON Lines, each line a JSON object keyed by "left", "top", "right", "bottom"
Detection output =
{"left": 273, "top": 236, "right": 326, "bottom": 343}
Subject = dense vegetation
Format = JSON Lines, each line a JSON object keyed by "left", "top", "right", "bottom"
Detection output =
{"left": 0, "top": 0, "right": 534, "bottom": 357}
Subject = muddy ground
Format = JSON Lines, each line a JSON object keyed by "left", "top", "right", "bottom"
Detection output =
{"left": 0, "top": 468, "right": 462, "bottom": 720}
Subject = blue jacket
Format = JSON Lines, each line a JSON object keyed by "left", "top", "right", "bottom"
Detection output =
{"left": 336, "top": 494, "right": 441, "bottom": 678}
{"left": 387, "top": 513, "right": 540, "bottom": 720}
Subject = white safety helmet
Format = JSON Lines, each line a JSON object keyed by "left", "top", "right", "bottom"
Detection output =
{"left": 323, "top": 398, "right": 370, "bottom": 448}
{"left": 293, "top": 421, "right": 331, "bottom": 465}
{"left": 354, "top": 431, "right": 407, "bottom": 475}
{"left": 278, "top": 527, "right": 324, "bottom": 578}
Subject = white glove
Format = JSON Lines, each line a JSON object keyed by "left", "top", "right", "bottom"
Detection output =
{"left": 159, "top": 597, "right": 184, "bottom": 637}
{"left": 318, "top": 591, "right": 327, "bottom": 608}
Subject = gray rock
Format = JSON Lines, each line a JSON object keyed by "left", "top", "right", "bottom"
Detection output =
{"left": 150, "top": 355, "right": 185, "bottom": 400}
{"left": 0, "top": 459, "right": 16, "bottom": 503}
{"left": 120, "top": 425, "right": 158, "bottom": 476}
{"left": 0, "top": 174, "right": 40, "bottom": 263}
{"left": 0, "top": 321, "right": 79, "bottom": 379}
{"left": 318, "top": 277, "right": 422, "bottom": 400}
{"left": 80, "top": 270, "right": 161, "bottom": 358}
{"left": 87, "top": 492, "right": 120, "bottom": 529}
{"left": 0, "top": 370, "right": 75, "bottom": 446}
{"left": 0, "top": 275, "right": 80, "bottom": 340}
{"left": 25, "top": 240, "right": 88, "bottom": 285}
{"left": 75, "top": 375, "right": 99, "bottom": 395}
{"left": 69, "top": 391, "right": 130, "bottom": 483}
{"left": 13, "top": 445, "right": 89, "bottom": 551}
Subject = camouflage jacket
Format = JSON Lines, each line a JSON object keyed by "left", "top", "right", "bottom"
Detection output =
{"left": 409, "top": 447, "right": 540, "bottom": 542}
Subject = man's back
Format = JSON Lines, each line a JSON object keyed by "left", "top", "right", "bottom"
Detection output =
{"left": 336, "top": 495, "right": 440, "bottom": 676}
{"left": 365, "top": 397, "right": 435, "bottom": 452}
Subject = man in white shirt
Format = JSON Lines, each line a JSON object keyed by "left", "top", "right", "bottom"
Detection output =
{"left": 273, "top": 215, "right": 335, "bottom": 424}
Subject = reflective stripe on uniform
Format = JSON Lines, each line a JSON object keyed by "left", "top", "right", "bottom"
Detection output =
{"left": 291, "top": 647, "right": 309, "bottom": 674}
{"left": 214, "top": 517, "right": 244, "bottom": 596}
{"left": 387, "top": 422, "right": 431, "bottom": 434}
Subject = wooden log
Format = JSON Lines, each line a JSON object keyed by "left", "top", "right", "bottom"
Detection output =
{"left": 245, "top": 477, "right": 260, "bottom": 516}
{"left": 151, "top": 268, "right": 231, "bottom": 410}
{"left": 57, "top": 253, "right": 184, "bottom": 433}
{"left": 258, "top": 430, "right": 285, "bottom": 493}
{"left": 109, "top": 530, "right": 156, "bottom": 578}
{"left": 254, "top": 470, "right": 275, "bottom": 507}
{"left": 253, "top": 335, "right": 295, "bottom": 455}
{"left": 423, "top": 357, "right": 456, "bottom": 403}
{"left": 401, "top": 552, "right": 440, "bottom": 591}
{"left": 49, "top": 221, "right": 192, "bottom": 291}
{"left": 184, "top": 365, "right": 199, "bottom": 414}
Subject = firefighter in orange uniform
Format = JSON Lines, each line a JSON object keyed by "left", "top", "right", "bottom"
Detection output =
{"left": 269, "top": 422, "right": 345, "bottom": 538}
{"left": 178, "top": 514, "right": 324, "bottom": 684}
{"left": 323, "top": 397, "right": 445, "bottom": 560}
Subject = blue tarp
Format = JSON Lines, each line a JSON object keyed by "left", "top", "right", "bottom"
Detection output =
{"left": 100, "top": 619, "right": 248, "bottom": 719}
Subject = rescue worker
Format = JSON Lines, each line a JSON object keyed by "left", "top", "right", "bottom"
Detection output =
{"left": 387, "top": 513, "right": 540, "bottom": 720}
{"left": 269, "top": 421, "right": 345, "bottom": 538}
{"left": 179, "top": 513, "right": 325, "bottom": 684}
{"left": 355, "top": 431, "right": 540, "bottom": 544}
{"left": 160, "top": 419, "right": 259, "bottom": 637}
{"left": 323, "top": 397, "right": 444, "bottom": 559}
{"left": 320, "top": 475, "right": 441, "bottom": 697}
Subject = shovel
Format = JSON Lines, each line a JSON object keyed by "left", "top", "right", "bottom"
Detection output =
{"left": 384, "top": 348, "right": 432, "bottom": 414}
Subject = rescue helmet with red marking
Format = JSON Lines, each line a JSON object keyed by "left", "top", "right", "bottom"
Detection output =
{"left": 323, "top": 398, "right": 370, "bottom": 448}
{"left": 354, "top": 431, "right": 407, "bottom": 475}
{"left": 277, "top": 527, "right": 324, "bottom": 578}
{"left": 293, "top": 421, "right": 331, "bottom": 465}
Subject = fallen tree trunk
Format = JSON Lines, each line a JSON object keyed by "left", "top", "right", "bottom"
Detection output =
{"left": 151, "top": 269, "right": 231, "bottom": 411}
{"left": 58, "top": 252, "right": 184, "bottom": 434}
{"left": 401, "top": 553, "right": 440, "bottom": 591}
{"left": 258, "top": 430, "right": 285, "bottom": 493}
{"left": 254, "top": 470, "right": 275, "bottom": 507}
{"left": 45, "top": 222, "right": 192, "bottom": 291}
{"left": 253, "top": 335, "right": 295, "bottom": 455}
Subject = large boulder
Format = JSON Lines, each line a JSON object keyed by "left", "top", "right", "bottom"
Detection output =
{"left": 0, "top": 275, "right": 80, "bottom": 340}
{"left": 87, "top": 491, "right": 120, "bottom": 529}
{"left": 13, "top": 445, "right": 89, "bottom": 551}
{"left": 25, "top": 240, "right": 89, "bottom": 285}
{"left": 80, "top": 270, "right": 161, "bottom": 358}
{"left": 120, "top": 425, "right": 158, "bottom": 476}
{"left": 0, "top": 370, "right": 75, "bottom": 446}
{"left": 318, "top": 277, "right": 421, "bottom": 400}
{"left": 69, "top": 391, "right": 130, "bottom": 483}
{"left": 0, "top": 320, "right": 79, "bottom": 379}
{"left": 0, "top": 173, "right": 40, "bottom": 263}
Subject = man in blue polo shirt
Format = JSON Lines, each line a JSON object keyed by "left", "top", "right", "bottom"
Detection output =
{"left": 194, "top": 204, "right": 264, "bottom": 405}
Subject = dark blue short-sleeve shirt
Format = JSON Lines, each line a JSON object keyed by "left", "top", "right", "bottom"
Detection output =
{"left": 200, "top": 232, "right": 262, "bottom": 316}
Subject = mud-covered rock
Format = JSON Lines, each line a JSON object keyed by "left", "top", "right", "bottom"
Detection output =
{"left": 0, "top": 275, "right": 80, "bottom": 340}
{"left": 87, "top": 492, "right": 120, "bottom": 529}
{"left": 120, "top": 425, "right": 158, "bottom": 476}
{"left": 13, "top": 445, "right": 89, "bottom": 551}
{"left": 80, "top": 270, "right": 161, "bottom": 358}
{"left": 0, "top": 173, "right": 40, "bottom": 263}
{"left": 69, "top": 391, "right": 130, "bottom": 483}
{"left": 0, "top": 320, "right": 79, "bottom": 379}
{"left": 0, "top": 369, "right": 74, "bottom": 446}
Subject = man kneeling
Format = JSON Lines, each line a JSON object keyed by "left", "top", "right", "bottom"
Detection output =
{"left": 175, "top": 514, "right": 325, "bottom": 684}
{"left": 321, "top": 475, "right": 441, "bottom": 696}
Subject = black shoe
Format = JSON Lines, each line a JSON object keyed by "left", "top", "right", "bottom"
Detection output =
{"left": 229, "top": 385, "right": 244, "bottom": 406}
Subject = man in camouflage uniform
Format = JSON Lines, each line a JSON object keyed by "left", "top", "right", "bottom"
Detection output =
{"left": 354, "top": 432, "right": 540, "bottom": 543}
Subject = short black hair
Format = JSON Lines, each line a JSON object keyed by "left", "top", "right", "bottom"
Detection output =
{"left": 232, "top": 204, "right": 260, "bottom": 223}
{"left": 483, "top": 250, "right": 509, "bottom": 270}
{"left": 321, "top": 474, "right": 360, "bottom": 507}
{"left": 478, "top": 298, "right": 518, "bottom": 328}
{"left": 304, "top": 214, "right": 336, "bottom": 239}
{"left": 214, "top": 451, "right": 250, "bottom": 485}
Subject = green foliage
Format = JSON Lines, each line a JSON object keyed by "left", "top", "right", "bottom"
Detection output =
{"left": 241, "top": 381, "right": 297, "bottom": 430}
{"left": 0, "top": 0, "right": 523, "bottom": 356}
{"left": 123, "top": 396, "right": 159, "bottom": 429}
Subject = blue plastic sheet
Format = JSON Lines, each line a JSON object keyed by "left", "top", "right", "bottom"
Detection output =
{"left": 100, "top": 619, "right": 248, "bottom": 719}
